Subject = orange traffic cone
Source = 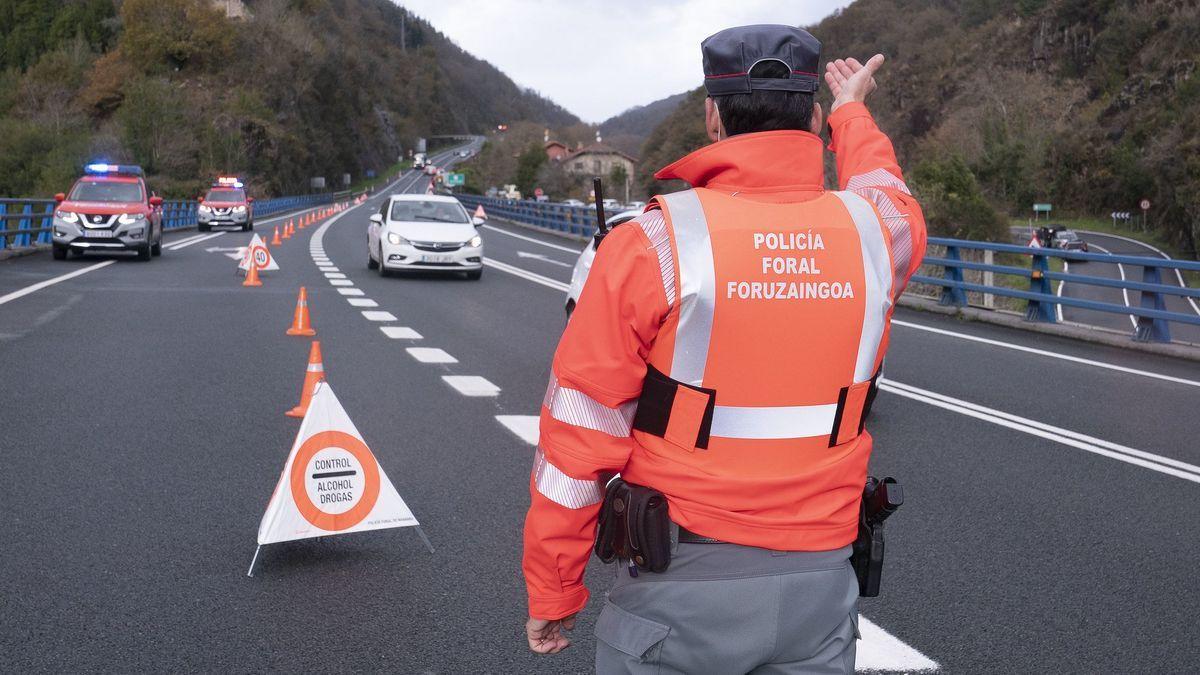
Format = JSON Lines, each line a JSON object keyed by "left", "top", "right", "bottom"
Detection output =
{"left": 286, "top": 341, "right": 324, "bottom": 417}
{"left": 271, "top": 226, "right": 281, "bottom": 246}
{"left": 242, "top": 258, "right": 262, "bottom": 287}
{"left": 282, "top": 222, "right": 292, "bottom": 240}
{"left": 286, "top": 287, "right": 316, "bottom": 336}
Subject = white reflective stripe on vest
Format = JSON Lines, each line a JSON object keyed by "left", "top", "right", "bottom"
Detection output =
{"left": 532, "top": 447, "right": 602, "bottom": 509}
{"left": 543, "top": 373, "right": 636, "bottom": 437}
{"left": 659, "top": 190, "right": 715, "bottom": 387}
{"left": 832, "top": 191, "right": 894, "bottom": 383}
{"left": 710, "top": 403, "right": 838, "bottom": 440}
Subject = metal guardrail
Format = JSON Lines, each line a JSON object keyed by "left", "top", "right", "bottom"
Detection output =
{"left": 916, "top": 237, "right": 1200, "bottom": 343}
{"left": 455, "top": 195, "right": 598, "bottom": 237}
{"left": 449, "top": 195, "right": 1200, "bottom": 345}
{"left": 0, "top": 191, "right": 349, "bottom": 251}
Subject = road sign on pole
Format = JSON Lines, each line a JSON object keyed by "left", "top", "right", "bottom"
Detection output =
{"left": 444, "top": 172, "right": 465, "bottom": 187}
{"left": 1032, "top": 203, "right": 1051, "bottom": 222}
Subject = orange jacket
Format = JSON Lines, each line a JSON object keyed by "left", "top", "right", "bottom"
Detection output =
{"left": 523, "top": 102, "right": 927, "bottom": 620}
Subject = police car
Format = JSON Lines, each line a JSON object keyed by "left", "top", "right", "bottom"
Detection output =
{"left": 565, "top": 209, "right": 641, "bottom": 318}
{"left": 197, "top": 177, "right": 254, "bottom": 232}
{"left": 51, "top": 164, "right": 164, "bottom": 261}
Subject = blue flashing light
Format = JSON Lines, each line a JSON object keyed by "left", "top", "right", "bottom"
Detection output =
{"left": 84, "top": 163, "right": 144, "bottom": 177}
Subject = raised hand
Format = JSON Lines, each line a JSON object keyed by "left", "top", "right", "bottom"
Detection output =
{"left": 824, "top": 54, "right": 885, "bottom": 113}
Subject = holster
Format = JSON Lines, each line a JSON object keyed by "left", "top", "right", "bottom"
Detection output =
{"left": 851, "top": 513, "right": 886, "bottom": 597}
{"left": 594, "top": 478, "right": 672, "bottom": 573}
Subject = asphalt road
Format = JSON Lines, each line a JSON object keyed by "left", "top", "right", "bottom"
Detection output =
{"left": 3, "top": 147, "right": 1200, "bottom": 673}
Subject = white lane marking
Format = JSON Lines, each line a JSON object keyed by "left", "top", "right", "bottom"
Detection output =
{"left": 381, "top": 326, "right": 422, "bottom": 339}
{"left": 1080, "top": 230, "right": 1200, "bottom": 316}
{"left": 407, "top": 347, "right": 458, "bottom": 363}
{"left": 481, "top": 224, "right": 583, "bottom": 254}
{"left": 324, "top": 272, "right": 347, "bottom": 279}
{"left": 165, "top": 232, "right": 208, "bottom": 248}
{"left": 483, "top": 259, "right": 569, "bottom": 291}
{"left": 890, "top": 320, "right": 1200, "bottom": 388}
{"left": 362, "top": 310, "right": 397, "bottom": 321}
{"left": 442, "top": 375, "right": 501, "bottom": 397}
{"left": 496, "top": 415, "right": 540, "bottom": 445}
{"left": 0, "top": 260, "right": 116, "bottom": 307}
{"left": 881, "top": 378, "right": 1200, "bottom": 483}
{"left": 337, "top": 288, "right": 365, "bottom": 296}
{"left": 1055, "top": 260, "right": 1067, "bottom": 322}
{"left": 347, "top": 298, "right": 378, "bottom": 307}
{"left": 1087, "top": 243, "right": 1137, "bottom": 328}
{"left": 518, "top": 251, "right": 572, "bottom": 268}
{"left": 330, "top": 279, "right": 353, "bottom": 286}
{"left": 319, "top": 267, "right": 338, "bottom": 273}
{"left": 857, "top": 617, "right": 939, "bottom": 673}
{"left": 167, "top": 231, "right": 224, "bottom": 250}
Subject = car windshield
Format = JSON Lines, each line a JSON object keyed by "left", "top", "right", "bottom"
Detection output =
{"left": 69, "top": 180, "right": 143, "bottom": 203}
{"left": 206, "top": 189, "right": 245, "bottom": 202}
{"left": 1056, "top": 231, "right": 1078, "bottom": 241}
{"left": 390, "top": 200, "right": 469, "bottom": 224}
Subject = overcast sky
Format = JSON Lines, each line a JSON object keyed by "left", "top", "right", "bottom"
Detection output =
{"left": 397, "top": 0, "right": 854, "bottom": 123}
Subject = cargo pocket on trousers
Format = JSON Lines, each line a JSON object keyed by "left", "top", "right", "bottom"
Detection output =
{"left": 595, "top": 601, "right": 670, "bottom": 666}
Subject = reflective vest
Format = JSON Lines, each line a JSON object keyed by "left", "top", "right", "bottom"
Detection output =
{"left": 630, "top": 187, "right": 894, "bottom": 450}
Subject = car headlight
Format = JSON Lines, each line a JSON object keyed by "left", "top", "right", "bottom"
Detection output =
{"left": 468, "top": 235, "right": 482, "bottom": 247}
{"left": 56, "top": 211, "right": 79, "bottom": 223}
{"left": 233, "top": 205, "right": 246, "bottom": 213}
{"left": 118, "top": 213, "right": 146, "bottom": 225}
{"left": 387, "top": 232, "right": 408, "bottom": 245}
{"left": 197, "top": 205, "right": 212, "bottom": 214}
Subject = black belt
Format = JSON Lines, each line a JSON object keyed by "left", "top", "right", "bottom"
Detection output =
{"left": 677, "top": 525, "right": 726, "bottom": 545}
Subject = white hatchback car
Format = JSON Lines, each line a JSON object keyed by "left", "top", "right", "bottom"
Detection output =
{"left": 368, "top": 194, "right": 484, "bottom": 279}
{"left": 565, "top": 209, "right": 642, "bottom": 318}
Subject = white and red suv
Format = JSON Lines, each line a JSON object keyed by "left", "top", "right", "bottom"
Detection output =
{"left": 51, "top": 164, "right": 163, "bottom": 261}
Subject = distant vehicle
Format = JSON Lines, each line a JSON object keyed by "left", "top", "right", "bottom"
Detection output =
{"left": 51, "top": 163, "right": 163, "bottom": 261}
{"left": 500, "top": 184, "right": 522, "bottom": 200}
{"left": 625, "top": 200, "right": 647, "bottom": 211}
{"left": 565, "top": 209, "right": 641, "bottom": 318}
{"left": 458, "top": 150, "right": 470, "bottom": 158}
{"left": 601, "top": 198, "right": 622, "bottom": 212}
{"left": 1050, "top": 228, "right": 1089, "bottom": 252}
{"left": 561, "top": 199, "right": 586, "bottom": 207}
{"left": 413, "top": 153, "right": 426, "bottom": 169}
{"left": 424, "top": 164, "right": 437, "bottom": 176}
{"left": 367, "top": 193, "right": 484, "bottom": 280}
{"left": 197, "top": 176, "right": 254, "bottom": 232}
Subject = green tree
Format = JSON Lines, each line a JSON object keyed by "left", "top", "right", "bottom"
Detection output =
{"left": 513, "top": 142, "right": 546, "bottom": 198}
{"left": 120, "top": 0, "right": 234, "bottom": 72}
{"left": 909, "top": 155, "right": 1007, "bottom": 241}
{"left": 117, "top": 77, "right": 182, "bottom": 173}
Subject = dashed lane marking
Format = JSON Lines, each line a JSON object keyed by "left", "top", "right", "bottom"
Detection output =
{"left": 347, "top": 298, "right": 378, "bottom": 307}
{"left": 481, "top": 224, "right": 584, "bottom": 254}
{"left": 483, "top": 259, "right": 569, "bottom": 291}
{"left": 891, "top": 320, "right": 1200, "bottom": 388}
{"left": 0, "top": 260, "right": 116, "bottom": 307}
{"left": 496, "top": 415, "right": 539, "bottom": 445}
{"left": 325, "top": 272, "right": 347, "bottom": 279}
{"left": 337, "top": 288, "right": 365, "bottom": 296}
{"left": 380, "top": 326, "right": 422, "bottom": 339}
{"left": 361, "top": 310, "right": 397, "bottom": 322}
{"left": 881, "top": 378, "right": 1200, "bottom": 484}
{"left": 406, "top": 348, "right": 457, "bottom": 363}
{"left": 330, "top": 279, "right": 353, "bottom": 286}
{"left": 318, "top": 266, "right": 338, "bottom": 272}
{"left": 442, "top": 375, "right": 500, "bottom": 397}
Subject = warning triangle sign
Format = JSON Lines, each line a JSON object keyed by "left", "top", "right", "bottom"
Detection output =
{"left": 1027, "top": 232, "right": 1041, "bottom": 248}
{"left": 238, "top": 233, "right": 280, "bottom": 273}
{"left": 473, "top": 204, "right": 487, "bottom": 220}
{"left": 256, "top": 382, "right": 418, "bottom": 545}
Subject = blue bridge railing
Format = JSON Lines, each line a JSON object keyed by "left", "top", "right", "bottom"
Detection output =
{"left": 451, "top": 195, "right": 1200, "bottom": 345}
{"left": 1, "top": 191, "right": 347, "bottom": 251}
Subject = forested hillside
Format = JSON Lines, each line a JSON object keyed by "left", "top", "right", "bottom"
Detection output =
{"left": 0, "top": 0, "right": 577, "bottom": 199}
{"left": 597, "top": 91, "right": 690, "bottom": 157}
{"left": 636, "top": 0, "right": 1200, "bottom": 255}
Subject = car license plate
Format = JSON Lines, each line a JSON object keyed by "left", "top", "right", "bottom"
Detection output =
{"left": 83, "top": 229, "right": 113, "bottom": 238}
{"left": 419, "top": 254, "right": 452, "bottom": 263}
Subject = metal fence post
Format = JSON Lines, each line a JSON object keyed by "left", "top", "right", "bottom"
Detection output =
{"left": 939, "top": 245, "right": 967, "bottom": 307}
{"left": 1134, "top": 265, "right": 1171, "bottom": 343}
{"left": 16, "top": 203, "right": 34, "bottom": 248}
{"left": 1025, "top": 252, "right": 1056, "bottom": 322}
{"left": 0, "top": 203, "right": 7, "bottom": 250}
{"left": 38, "top": 203, "right": 54, "bottom": 244}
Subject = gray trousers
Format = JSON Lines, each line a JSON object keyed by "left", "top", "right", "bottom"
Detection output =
{"left": 595, "top": 542, "right": 859, "bottom": 674}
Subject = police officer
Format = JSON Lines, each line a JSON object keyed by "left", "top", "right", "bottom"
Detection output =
{"left": 522, "top": 24, "right": 927, "bottom": 673}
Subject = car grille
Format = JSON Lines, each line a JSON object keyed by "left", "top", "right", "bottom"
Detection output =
{"left": 411, "top": 241, "right": 462, "bottom": 252}
{"left": 82, "top": 213, "right": 119, "bottom": 229}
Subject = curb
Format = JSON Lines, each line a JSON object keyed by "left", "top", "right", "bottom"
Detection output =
{"left": 898, "top": 295, "right": 1200, "bottom": 362}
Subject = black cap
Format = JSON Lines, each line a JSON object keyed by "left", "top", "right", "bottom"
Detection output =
{"left": 701, "top": 25, "right": 821, "bottom": 96}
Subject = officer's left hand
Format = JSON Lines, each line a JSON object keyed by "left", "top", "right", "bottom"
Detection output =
{"left": 526, "top": 614, "right": 577, "bottom": 654}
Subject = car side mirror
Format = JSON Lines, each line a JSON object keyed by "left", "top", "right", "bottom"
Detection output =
{"left": 369, "top": 214, "right": 383, "bottom": 224}
{"left": 472, "top": 216, "right": 484, "bottom": 227}
{"left": 197, "top": 197, "right": 205, "bottom": 204}
{"left": 54, "top": 193, "right": 65, "bottom": 203}
{"left": 149, "top": 196, "right": 163, "bottom": 207}
{"left": 248, "top": 197, "right": 255, "bottom": 203}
